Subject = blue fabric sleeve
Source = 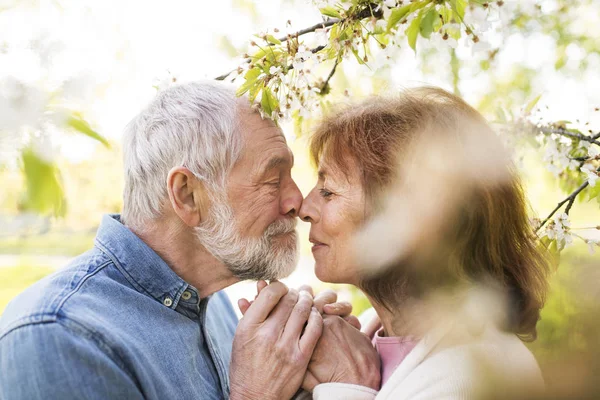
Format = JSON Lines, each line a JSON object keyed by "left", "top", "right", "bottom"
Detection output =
{"left": 0, "top": 322, "right": 144, "bottom": 400}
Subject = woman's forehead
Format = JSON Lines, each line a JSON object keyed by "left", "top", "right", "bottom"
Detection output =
{"left": 319, "top": 149, "right": 362, "bottom": 185}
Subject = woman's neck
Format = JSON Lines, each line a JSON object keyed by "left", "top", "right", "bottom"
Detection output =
{"left": 367, "top": 292, "right": 460, "bottom": 338}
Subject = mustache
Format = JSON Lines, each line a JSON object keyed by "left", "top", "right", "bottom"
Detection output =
{"left": 265, "top": 217, "right": 297, "bottom": 237}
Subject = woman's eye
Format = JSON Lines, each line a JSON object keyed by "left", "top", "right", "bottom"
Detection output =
{"left": 319, "top": 188, "right": 333, "bottom": 198}
{"left": 267, "top": 181, "right": 281, "bottom": 188}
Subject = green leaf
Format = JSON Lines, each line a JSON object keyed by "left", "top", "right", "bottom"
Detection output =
{"left": 320, "top": 6, "right": 341, "bottom": 19}
{"left": 587, "top": 183, "right": 600, "bottom": 201}
{"left": 265, "top": 34, "right": 281, "bottom": 45}
{"left": 236, "top": 67, "right": 262, "bottom": 96}
{"left": 439, "top": 6, "right": 453, "bottom": 24}
{"left": 387, "top": 4, "right": 411, "bottom": 31}
{"left": 420, "top": 8, "right": 438, "bottom": 39}
{"left": 525, "top": 94, "right": 542, "bottom": 114}
{"left": 406, "top": 11, "right": 423, "bottom": 52}
{"left": 449, "top": 0, "right": 467, "bottom": 21}
{"left": 66, "top": 115, "right": 110, "bottom": 148}
{"left": 20, "top": 148, "right": 66, "bottom": 217}
{"left": 261, "top": 87, "right": 278, "bottom": 118}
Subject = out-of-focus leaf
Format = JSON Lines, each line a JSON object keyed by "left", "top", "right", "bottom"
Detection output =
{"left": 320, "top": 6, "right": 341, "bottom": 19}
{"left": 217, "top": 35, "right": 240, "bottom": 57}
{"left": 20, "top": 148, "right": 66, "bottom": 217}
{"left": 406, "top": 10, "right": 423, "bottom": 52}
{"left": 525, "top": 94, "right": 542, "bottom": 114}
{"left": 420, "top": 8, "right": 438, "bottom": 39}
{"left": 449, "top": 0, "right": 467, "bottom": 21}
{"left": 66, "top": 115, "right": 110, "bottom": 148}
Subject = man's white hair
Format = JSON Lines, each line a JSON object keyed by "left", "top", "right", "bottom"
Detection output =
{"left": 122, "top": 81, "right": 242, "bottom": 229}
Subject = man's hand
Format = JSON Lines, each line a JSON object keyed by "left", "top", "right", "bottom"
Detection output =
{"left": 302, "top": 315, "right": 381, "bottom": 393}
{"left": 238, "top": 282, "right": 361, "bottom": 329}
{"left": 229, "top": 282, "right": 323, "bottom": 400}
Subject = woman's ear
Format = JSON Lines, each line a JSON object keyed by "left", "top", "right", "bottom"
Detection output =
{"left": 166, "top": 167, "right": 210, "bottom": 227}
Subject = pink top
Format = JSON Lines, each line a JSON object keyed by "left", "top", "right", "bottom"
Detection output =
{"left": 373, "top": 329, "right": 419, "bottom": 387}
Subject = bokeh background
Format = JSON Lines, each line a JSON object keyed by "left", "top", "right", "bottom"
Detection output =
{"left": 1, "top": 0, "right": 599, "bottom": 395}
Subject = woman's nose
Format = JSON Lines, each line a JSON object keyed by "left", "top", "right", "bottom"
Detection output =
{"left": 299, "top": 188, "right": 319, "bottom": 223}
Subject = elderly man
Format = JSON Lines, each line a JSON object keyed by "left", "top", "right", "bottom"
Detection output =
{"left": 0, "top": 81, "right": 378, "bottom": 399}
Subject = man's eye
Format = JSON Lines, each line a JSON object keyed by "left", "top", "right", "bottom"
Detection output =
{"left": 267, "top": 181, "right": 281, "bottom": 188}
{"left": 319, "top": 188, "right": 333, "bottom": 198}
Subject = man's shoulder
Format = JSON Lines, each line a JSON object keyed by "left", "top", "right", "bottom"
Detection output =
{"left": 0, "top": 247, "right": 116, "bottom": 339}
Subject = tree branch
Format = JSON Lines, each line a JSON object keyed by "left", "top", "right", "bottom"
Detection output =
{"left": 320, "top": 58, "right": 340, "bottom": 94}
{"left": 277, "top": 20, "right": 339, "bottom": 43}
{"left": 537, "top": 180, "right": 590, "bottom": 233}
{"left": 540, "top": 126, "right": 600, "bottom": 146}
{"left": 215, "top": 2, "right": 382, "bottom": 81}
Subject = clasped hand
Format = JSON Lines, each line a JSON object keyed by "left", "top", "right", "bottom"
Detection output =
{"left": 229, "top": 281, "right": 381, "bottom": 400}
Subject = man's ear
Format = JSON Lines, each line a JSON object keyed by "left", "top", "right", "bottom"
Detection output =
{"left": 166, "top": 167, "right": 210, "bottom": 227}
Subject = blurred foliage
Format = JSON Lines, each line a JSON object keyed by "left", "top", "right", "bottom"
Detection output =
{"left": 0, "top": 265, "right": 56, "bottom": 314}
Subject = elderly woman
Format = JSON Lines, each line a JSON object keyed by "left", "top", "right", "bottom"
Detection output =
{"left": 298, "top": 87, "right": 550, "bottom": 399}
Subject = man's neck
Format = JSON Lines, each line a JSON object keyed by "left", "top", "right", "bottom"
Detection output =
{"left": 130, "top": 219, "right": 239, "bottom": 299}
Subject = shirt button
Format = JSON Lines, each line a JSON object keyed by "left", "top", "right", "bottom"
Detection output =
{"left": 181, "top": 291, "right": 192, "bottom": 300}
{"left": 163, "top": 297, "right": 173, "bottom": 307}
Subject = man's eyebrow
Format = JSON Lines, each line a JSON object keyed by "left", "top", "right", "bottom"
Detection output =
{"left": 262, "top": 156, "right": 290, "bottom": 175}
{"left": 318, "top": 170, "right": 327, "bottom": 180}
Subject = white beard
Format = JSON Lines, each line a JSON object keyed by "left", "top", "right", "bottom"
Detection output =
{"left": 194, "top": 192, "right": 298, "bottom": 281}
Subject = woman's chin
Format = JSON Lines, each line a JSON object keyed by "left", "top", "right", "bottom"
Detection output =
{"left": 314, "top": 261, "right": 345, "bottom": 284}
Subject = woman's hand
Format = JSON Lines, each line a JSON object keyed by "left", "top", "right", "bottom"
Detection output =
{"left": 238, "top": 281, "right": 361, "bottom": 329}
{"left": 229, "top": 281, "right": 323, "bottom": 400}
{"left": 302, "top": 315, "right": 381, "bottom": 392}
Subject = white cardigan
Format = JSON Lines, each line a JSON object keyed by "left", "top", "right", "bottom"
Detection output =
{"left": 312, "top": 312, "right": 545, "bottom": 399}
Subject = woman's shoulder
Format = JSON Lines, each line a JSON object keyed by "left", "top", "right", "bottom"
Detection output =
{"left": 378, "top": 326, "right": 544, "bottom": 400}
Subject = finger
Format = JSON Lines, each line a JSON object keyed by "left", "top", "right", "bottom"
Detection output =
{"left": 238, "top": 298, "right": 251, "bottom": 315}
{"left": 302, "top": 371, "right": 320, "bottom": 393}
{"left": 242, "top": 281, "right": 289, "bottom": 323}
{"left": 264, "top": 288, "right": 300, "bottom": 329}
{"left": 283, "top": 290, "right": 314, "bottom": 341}
{"left": 257, "top": 280, "right": 268, "bottom": 295}
{"left": 363, "top": 315, "right": 383, "bottom": 339}
{"left": 344, "top": 315, "right": 362, "bottom": 330}
{"left": 297, "top": 284, "right": 314, "bottom": 296}
{"left": 299, "top": 307, "right": 323, "bottom": 356}
{"left": 313, "top": 289, "right": 337, "bottom": 313}
{"left": 323, "top": 301, "right": 353, "bottom": 317}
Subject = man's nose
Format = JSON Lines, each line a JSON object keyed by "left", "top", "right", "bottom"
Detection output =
{"left": 281, "top": 178, "right": 303, "bottom": 218}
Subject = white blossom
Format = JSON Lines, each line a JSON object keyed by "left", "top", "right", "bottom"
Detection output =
{"left": 465, "top": 6, "right": 492, "bottom": 33}
{"left": 314, "top": 28, "right": 329, "bottom": 47}
{"left": 589, "top": 145, "right": 600, "bottom": 158}
{"left": 581, "top": 163, "right": 599, "bottom": 187}
{"left": 544, "top": 213, "right": 573, "bottom": 248}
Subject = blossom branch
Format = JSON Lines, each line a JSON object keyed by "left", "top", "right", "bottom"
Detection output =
{"left": 537, "top": 181, "right": 590, "bottom": 233}
{"left": 215, "top": 2, "right": 382, "bottom": 81}
{"left": 540, "top": 126, "right": 600, "bottom": 147}
{"left": 277, "top": 20, "right": 339, "bottom": 43}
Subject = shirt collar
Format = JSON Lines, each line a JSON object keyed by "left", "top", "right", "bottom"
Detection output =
{"left": 94, "top": 214, "right": 194, "bottom": 310}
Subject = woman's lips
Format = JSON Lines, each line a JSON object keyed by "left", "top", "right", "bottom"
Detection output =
{"left": 309, "top": 238, "right": 327, "bottom": 253}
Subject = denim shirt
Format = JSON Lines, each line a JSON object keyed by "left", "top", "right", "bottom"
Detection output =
{"left": 0, "top": 214, "right": 238, "bottom": 399}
